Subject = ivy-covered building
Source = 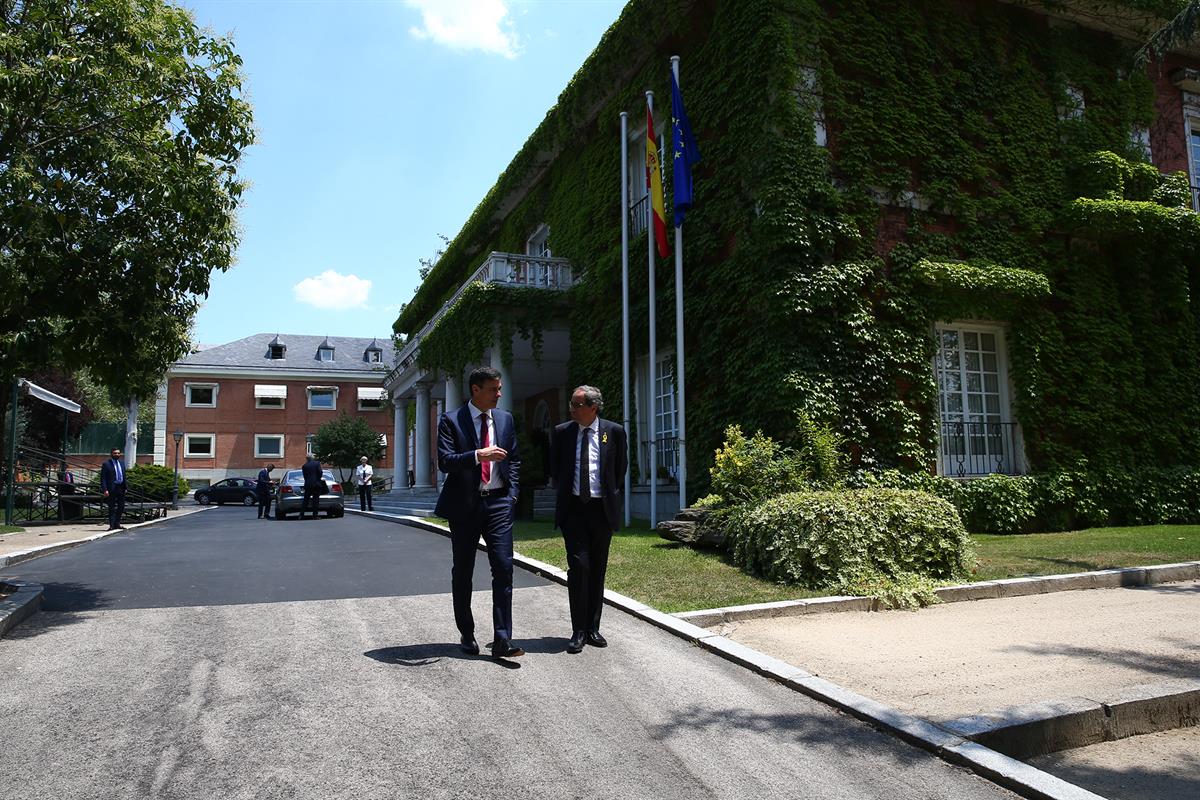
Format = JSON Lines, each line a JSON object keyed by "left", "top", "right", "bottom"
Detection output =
{"left": 385, "top": 0, "right": 1200, "bottom": 518}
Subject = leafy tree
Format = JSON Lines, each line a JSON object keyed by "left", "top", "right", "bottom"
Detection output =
{"left": 311, "top": 412, "right": 384, "bottom": 484}
{"left": 0, "top": 0, "right": 255, "bottom": 405}
{"left": 1135, "top": 1, "right": 1200, "bottom": 66}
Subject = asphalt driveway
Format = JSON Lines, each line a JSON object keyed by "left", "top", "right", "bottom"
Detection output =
{"left": 0, "top": 511, "right": 1018, "bottom": 799}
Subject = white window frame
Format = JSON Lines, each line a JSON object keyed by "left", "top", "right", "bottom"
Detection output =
{"left": 183, "top": 433, "right": 215, "bottom": 459}
{"left": 306, "top": 434, "right": 316, "bottom": 457}
{"left": 254, "top": 434, "right": 284, "bottom": 459}
{"left": 358, "top": 397, "right": 384, "bottom": 411}
{"left": 184, "top": 382, "right": 218, "bottom": 408}
{"left": 1184, "top": 111, "right": 1200, "bottom": 211}
{"left": 1130, "top": 124, "right": 1152, "bottom": 162}
{"left": 366, "top": 349, "right": 383, "bottom": 363}
{"left": 307, "top": 386, "right": 338, "bottom": 410}
{"left": 317, "top": 347, "right": 335, "bottom": 362}
{"left": 526, "top": 224, "right": 551, "bottom": 258}
{"left": 256, "top": 395, "right": 285, "bottom": 409}
{"left": 932, "top": 321, "right": 1023, "bottom": 477}
{"left": 635, "top": 350, "right": 678, "bottom": 484}
{"left": 1058, "top": 84, "right": 1085, "bottom": 121}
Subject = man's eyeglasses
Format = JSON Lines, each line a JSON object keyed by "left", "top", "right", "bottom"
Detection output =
{"left": 569, "top": 401, "right": 592, "bottom": 409}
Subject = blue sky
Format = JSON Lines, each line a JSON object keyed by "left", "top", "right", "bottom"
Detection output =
{"left": 183, "top": 0, "right": 627, "bottom": 346}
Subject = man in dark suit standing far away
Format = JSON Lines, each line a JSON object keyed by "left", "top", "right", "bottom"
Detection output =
{"left": 435, "top": 366, "right": 523, "bottom": 660}
{"left": 256, "top": 463, "right": 275, "bottom": 520}
{"left": 550, "top": 385, "right": 628, "bottom": 654}
{"left": 299, "top": 455, "right": 323, "bottom": 520}
{"left": 99, "top": 447, "right": 128, "bottom": 531}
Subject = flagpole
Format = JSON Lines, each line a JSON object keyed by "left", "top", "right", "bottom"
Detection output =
{"left": 620, "top": 111, "right": 631, "bottom": 528}
{"left": 671, "top": 55, "right": 687, "bottom": 515}
{"left": 646, "top": 90, "right": 657, "bottom": 530}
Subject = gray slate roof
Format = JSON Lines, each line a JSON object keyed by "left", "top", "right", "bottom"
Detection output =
{"left": 173, "top": 333, "right": 395, "bottom": 373}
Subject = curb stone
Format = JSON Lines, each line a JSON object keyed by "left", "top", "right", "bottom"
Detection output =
{"left": 351, "top": 508, "right": 1101, "bottom": 800}
{"left": 0, "top": 505, "right": 217, "bottom": 568}
{"left": 675, "top": 561, "right": 1200, "bottom": 627}
{"left": 0, "top": 579, "right": 43, "bottom": 638}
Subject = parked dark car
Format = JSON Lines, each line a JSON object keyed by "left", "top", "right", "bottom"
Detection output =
{"left": 195, "top": 477, "right": 258, "bottom": 506}
{"left": 274, "top": 469, "right": 344, "bottom": 519}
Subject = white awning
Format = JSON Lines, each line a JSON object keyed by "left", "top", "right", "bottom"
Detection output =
{"left": 254, "top": 384, "right": 288, "bottom": 399}
{"left": 20, "top": 379, "right": 81, "bottom": 413}
{"left": 357, "top": 387, "right": 387, "bottom": 401}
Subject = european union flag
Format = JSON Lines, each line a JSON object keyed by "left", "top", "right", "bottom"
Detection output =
{"left": 670, "top": 70, "right": 701, "bottom": 228}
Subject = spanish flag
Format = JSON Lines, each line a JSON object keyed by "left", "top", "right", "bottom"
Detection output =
{"left": 646, "top": 106, "right": 670, "bottom": 259}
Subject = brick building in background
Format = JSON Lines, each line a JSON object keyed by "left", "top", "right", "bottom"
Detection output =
{"left": 155, "top": 333, "right": 395, "bottom": 487}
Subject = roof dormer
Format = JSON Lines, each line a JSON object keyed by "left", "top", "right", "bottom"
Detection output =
{"left": 267, "top": 335, "right": 286, "bottom": 360}
{"left": 317, "top": 337, "right": 335, "bottom": 362}
{"left": 364, "top": 338, "right": 384, "bottom": 363}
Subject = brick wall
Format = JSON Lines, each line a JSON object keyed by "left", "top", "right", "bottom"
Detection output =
{"left": 165, "top": 376, "right": 391, "bottom": 478}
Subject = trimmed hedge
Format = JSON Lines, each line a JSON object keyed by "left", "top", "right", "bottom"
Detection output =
{"left": 866, "top": 468, "right": 1200, "bottom": 534}
{"left": 725, "top": 488, "right": 975, "bottom": 590}
{"left": 126, "top": 464, "right": 190, "bottom": 502}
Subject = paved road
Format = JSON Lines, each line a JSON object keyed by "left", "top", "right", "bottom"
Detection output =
{"left": 0, "top": 511, "right": 1018, "bottom": 799}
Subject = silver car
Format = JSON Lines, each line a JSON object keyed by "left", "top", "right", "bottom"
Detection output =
{"left": 274, "top": 469, "right": 345, "bottom": 519}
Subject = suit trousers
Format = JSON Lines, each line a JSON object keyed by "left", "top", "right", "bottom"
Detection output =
{"left": 358, "top": 483, "right": 373, "bottom": 511}
{"left": 257, "top": 487, "right": 272, "bottom": 518}
{"left": 301, "top": 483, "right": 322, "bottom": 518}
{"left": 450, "top": 494, "right": 515, "bottom": 642}
{"left": 562, "top": 494, "right": 613, "bottom": 633}
{"left": 106, "top": 484, "right": 127, "bottom": 528}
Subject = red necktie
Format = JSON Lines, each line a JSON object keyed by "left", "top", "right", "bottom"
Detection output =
{"left": 480, "top": 413, "right": 491, "bottom": 485}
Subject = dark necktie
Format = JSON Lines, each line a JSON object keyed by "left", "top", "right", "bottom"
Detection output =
{"left": 480, "top": 413, "right": 491, "bottom": 485}
{"left": 579, "top": 427, "right": 591, "bottom": 502}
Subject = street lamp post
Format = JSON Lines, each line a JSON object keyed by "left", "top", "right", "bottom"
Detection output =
{"left": 171, "top": 430, "right": 184, "bottom": 510}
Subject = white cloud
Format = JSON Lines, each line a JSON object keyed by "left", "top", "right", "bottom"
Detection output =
{"left": 292, "top": 270, "right": 372, "bottom": 310}
{"left": 405, "top": 0, "right": 520, "bottom": 59}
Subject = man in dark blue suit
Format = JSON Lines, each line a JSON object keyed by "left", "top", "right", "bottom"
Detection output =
{"left": 550, "top": 386, "right": 628, "bottom": 654}
{"left": 435, "top": 366, "right": 522, "bottom": 659}
{"left": 299, "top": 455, "right": 324, "bottom": 520}
{"left": 99, "top": 448, "right": 128, "bottom": 531}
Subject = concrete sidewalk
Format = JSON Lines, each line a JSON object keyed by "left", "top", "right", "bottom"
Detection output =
{"left": 722, "top": 580, "right": 1199, "bottom": 722}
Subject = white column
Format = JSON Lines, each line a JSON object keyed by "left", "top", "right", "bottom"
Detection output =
{"left": 491, "top": 336, "right": 513, "bottom": 414}
{"left": 414, "top": 384, "right": 432, "bottom": 487}
{"left": 445, "top": 372, "right": 461, "bottom": 411}
{"left": 125, "top": 395, "right": 138, "bottom": 469}
{"left": 152, "top": 382, "right": 167, "bottom": 466}
{"left": 393, "top": 396, "right": 408, "bottom": 489}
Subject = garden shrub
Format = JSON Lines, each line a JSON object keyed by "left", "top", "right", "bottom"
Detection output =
{"left": 724, "top": 488, "right": 974, "bottom": 594}
{"left": 709, "top": 425, "right": 808, "bottom": 505}
{"left": 126, "top": 464, "right": 189, "bottom": 502}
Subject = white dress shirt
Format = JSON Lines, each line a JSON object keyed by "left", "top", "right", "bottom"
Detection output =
{"left": 355, "top": 463, "right": 373, "bottom": 484}
{"left": 470, "top": 402, "right": 504, "bottom": 491}
{"left": 572, "top": 418, "right": 601, "bottom": 498}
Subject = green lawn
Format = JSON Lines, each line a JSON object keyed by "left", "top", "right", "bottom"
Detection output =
{"left": 428, "top": 516, "right": 1200, "bottom": 613}
{"left": 511, "top": 520, "right": 824, "bottom": 613}
{"left": 970, "top": 525, "right": 1200, "bottom": 582}
{"left": 0, "top": 525, "right": 23, "bottom": 535}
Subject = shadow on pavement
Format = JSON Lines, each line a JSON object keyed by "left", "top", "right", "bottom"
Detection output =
{"left": 2, "top": 581, "right": 109, "bottom": 639}
{"left": 1003, "top": 641, "right": 1198, "bottom": 680}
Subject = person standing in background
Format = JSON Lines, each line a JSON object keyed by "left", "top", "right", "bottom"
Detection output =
{"left": 355, "top": 456, "right": 374, "bottom": 511}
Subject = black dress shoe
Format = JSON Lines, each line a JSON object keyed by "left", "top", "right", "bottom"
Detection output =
{"left": 566, "top": 631, "right": 586, "bottom": 654}
{"left": 460, "top": 634, "right": 480, "bottom": 655}
{"left": 586, "top": 630, "right": 608, "bottom": 648}
{"left": 492, "top": 639, "right": 525, "bottom": 659}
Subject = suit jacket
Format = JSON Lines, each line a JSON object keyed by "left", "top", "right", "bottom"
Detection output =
{"left": 434, "top": 403, "right": 521, "bottom": 524}
{"left": 301, "top": 459, "right": 323, "bottom": 487}
{"left": 256, "top": 469, "right": 273, "bottom": 491}
{"left": 550, "top": 418, "right": 628, "bottom": 532}
{"left": 99, "top": 458, "right": 127, "bottom": 493}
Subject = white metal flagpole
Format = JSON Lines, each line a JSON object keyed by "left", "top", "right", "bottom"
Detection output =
{"left": 671, "top": 55, "right": 687, "bottom": 514}
{"left": 646, "top": 90, "right": 657, "bottom": 530}
{"left": 620, "top": 111, "right": 631, "bottom": 528}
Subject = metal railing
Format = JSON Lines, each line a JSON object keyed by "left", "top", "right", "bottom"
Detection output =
{"left": 387, "top": 251, "right": 577, "bottom": 386}
{"left": 938, "top": 420, "right": 1022, "bottom": 477}
{"left": 640, "top": 435, "right": 679, "bottom": 483}
{"left": 629, "top": 196, "right": 648, "bottom": 238}
{"left": 4, "top": 445, "right": 170, "bottom": 523}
